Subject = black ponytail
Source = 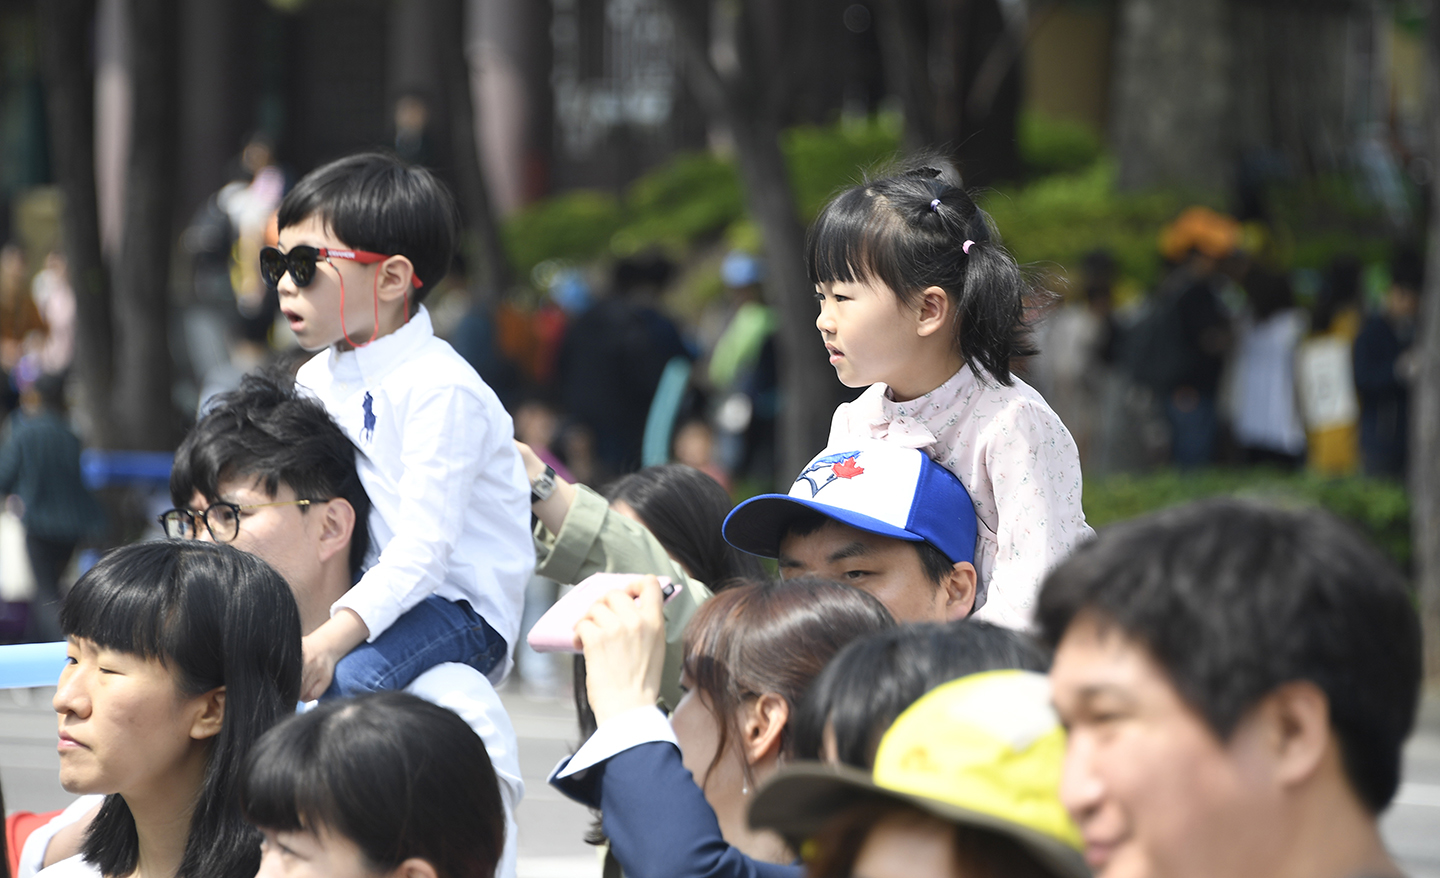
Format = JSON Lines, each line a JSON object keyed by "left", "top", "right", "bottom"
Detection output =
{"left": 807, "top": 164, "right": 1040, "bottom": 385}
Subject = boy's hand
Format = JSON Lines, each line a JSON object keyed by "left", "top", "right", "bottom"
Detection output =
{"left": 299, "top": 609, "right": 370, "bottom": 701}
{"left": 575, "top": 575, "right": 667, "bottom": 726}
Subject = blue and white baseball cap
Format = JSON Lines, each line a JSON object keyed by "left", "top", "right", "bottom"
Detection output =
{"left": 723, "top": 441, "right": 978, "bottom": 565}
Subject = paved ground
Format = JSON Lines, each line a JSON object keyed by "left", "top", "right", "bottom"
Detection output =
{"left": 3, "top": 685, "right": 1438, "bottom": 878}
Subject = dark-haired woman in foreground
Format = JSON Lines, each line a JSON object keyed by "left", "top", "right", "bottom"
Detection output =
{"left": 39, "top": 541, "right": 302, "bottom": 878}
{"left": 242, "top": 691, "right": 505, "bottom": 878}
{"left": 550, "top": 576, "right": 894, "bottom": 878}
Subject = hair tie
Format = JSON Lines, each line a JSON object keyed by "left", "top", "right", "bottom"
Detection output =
{"left": 929, "top": 198, "right": 942, "bottom": 212}
{"left": 963, "top": 240, "right": 975, "bottom": 254}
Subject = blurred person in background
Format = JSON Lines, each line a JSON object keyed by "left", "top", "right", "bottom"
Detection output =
{"left": 0, "top": 244, "right": 45, "bottom": 417}
{"left": 1352, "top": 247, "right": 1423, "bottom": 479}
{"left": 222, "top": 136, "right": 286, "bottom": 346}
{"left": 1230, "top": 270, "right": 1306, "bottom": 469}
{"left": 705, "top": 252, "right": 778, "bottom": 486}
{"left": 558, "top": 255, "right": 689, "bottom": 479}
{"left": 0, "top": 374, "right": 103, "bottom": 643}
{"left": 29, "top": 252, "right": 74, "bottom": 378}
{"left": 1296, "top": 256, "right": 1364, "bottom": 475}
{"left": 1138, "top": 208, "right": 1238, "bottom": 468}
{"left": 1038, "top": 499, "right": 1420, "bottom": 878}
{"left": 1034, "top": 249, "right": 1118, "bottom": 468}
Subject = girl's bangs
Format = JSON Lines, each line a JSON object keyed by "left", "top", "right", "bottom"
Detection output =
{"left": 806, "top": 188, "right": 904, "bottom": 290}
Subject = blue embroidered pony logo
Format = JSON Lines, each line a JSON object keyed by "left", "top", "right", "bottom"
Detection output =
{"left": 794, "top": 451, "right": 865, "bottom": 497}
{"left": 361, "top": 392, "right": 376, "bottom": 444}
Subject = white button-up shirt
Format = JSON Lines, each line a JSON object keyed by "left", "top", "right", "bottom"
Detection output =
{"left": 298, "top": 307, "right": 532, "bottom": 680}
{"left": 830, "top": 365, "right": 1093, "bottom": 629}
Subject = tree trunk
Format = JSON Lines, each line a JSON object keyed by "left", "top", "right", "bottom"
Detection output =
{"left": 874, "top": 0, "right": 935, "bottom": 153}
{"left": 664, "top": 0, "right": 843, "bottom": 481}
{"left": 872, "top": 0, "right": 1021, "bottom": 186}
{"left": 1414, "top": 8, "right": 1440, "bottom": 683}
{"left": 1109, "top": 0, "right": 1232, "bottom": 192}
{"left": 437, "top": 0, "right": 514, "bottom": 294}
{"left": 39, "top": 0, "right": 118, "bottom": 447}
{"left": 110, "top": 0, "right": 180, "bottom": 450}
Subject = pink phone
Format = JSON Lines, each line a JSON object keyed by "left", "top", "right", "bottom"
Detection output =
{"left": 526, "top": 573, "right": 679, "bottom": 654}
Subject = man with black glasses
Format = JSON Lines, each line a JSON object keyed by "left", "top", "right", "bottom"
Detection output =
{"left": 160, "top": 371, "right": 525, "bottom": 878}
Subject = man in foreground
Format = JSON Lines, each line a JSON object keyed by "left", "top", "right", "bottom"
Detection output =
{"left": 1037, "top": 498, "right": 1421, "bottom": 878}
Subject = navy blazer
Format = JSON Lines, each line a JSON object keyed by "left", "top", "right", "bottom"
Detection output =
{"left": 552, "top": 741, "right": 802, "bottom": 878}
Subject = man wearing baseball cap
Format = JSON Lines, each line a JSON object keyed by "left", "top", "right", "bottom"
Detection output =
{"left": 724, "top": 440, "right": 979, "bottom": 623}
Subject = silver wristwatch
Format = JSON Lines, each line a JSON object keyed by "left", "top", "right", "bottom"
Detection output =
{"left": 530, "top": 465, "right": 558, "bottom": 504}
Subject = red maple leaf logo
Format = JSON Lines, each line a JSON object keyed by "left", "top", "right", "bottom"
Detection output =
{"left": 832, "top": 456, "right": 864, "bottom": 479}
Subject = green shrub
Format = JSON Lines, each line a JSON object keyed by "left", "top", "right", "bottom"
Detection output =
{"left": 612, "top": 153, "right": 745, "bottom": 255}
{"left": 1084, "top": 469, "right": 1411, "bottom": 570}
{"left": 1018, "top": 112, "right": 1103, "bottom": 176}
{"left": 980, "top": 161, "right": 1194, "bottom": 290}
{"left": 501, "top": 117, "right": 904, "bottom": 282}
{"left": 782, "top": 116, "right": 903, "bottom": 218}
{"left": 502, "top": 190, "right": 623, "bottom": 281}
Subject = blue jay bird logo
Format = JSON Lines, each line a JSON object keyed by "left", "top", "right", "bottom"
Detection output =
{"left": 795, "top": 451, "right": 865, "bottom": 497}
{"left": 361, "top": 392, "right": 376, "bottom": 444}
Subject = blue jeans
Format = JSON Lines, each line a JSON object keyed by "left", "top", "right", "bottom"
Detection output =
{"left": 323, "top": 596, "right": 508, "bottom": 699}
{"left": 1166, "top": 390, "right": 1218, "bottom": 469}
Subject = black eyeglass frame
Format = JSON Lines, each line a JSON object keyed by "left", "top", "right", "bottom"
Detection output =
{"left": 157, "top": 499, "right": 315, "bottom": 543}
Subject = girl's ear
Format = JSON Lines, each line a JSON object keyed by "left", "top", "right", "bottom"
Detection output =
{"left": 741, "top": 692, "right": 790, "bottom": 766}
{"left": 915, "top": 285, "right": 953, "bottom": 338}
{"left": 189, "top": 686, "right": 225, "bottom": 741}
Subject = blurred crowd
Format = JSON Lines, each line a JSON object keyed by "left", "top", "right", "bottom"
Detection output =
{"left": 1030, "top": 206, "right": 1424, "bottom": 481}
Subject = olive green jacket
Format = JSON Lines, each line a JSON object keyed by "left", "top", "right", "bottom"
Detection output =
{"left": 533, "top": 484, "right": 712, "bottom": 712}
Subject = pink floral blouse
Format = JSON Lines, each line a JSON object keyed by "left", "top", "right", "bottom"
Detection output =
{"left": 829, "top": 365, "right": 1093, "bottom": 629}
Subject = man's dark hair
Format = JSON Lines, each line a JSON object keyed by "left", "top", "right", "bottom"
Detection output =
{"left": 793, "top": 620, "right": 1048, "bottom": 768}
{"left": 276, "top": 152, "right": 458, "bottom": 304}
{"left": 171, "top": 371, "right": 371, "bottom": 576}
{"left": 784, "top": 508, "right": 955, "bottom": 586}
{"left": 1036, "top": 498, "right": 1422, "bottom": 814}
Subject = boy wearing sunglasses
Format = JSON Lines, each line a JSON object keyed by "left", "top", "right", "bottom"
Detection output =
{"left": 262, "top": 152, "right": 533, "bottom": 701}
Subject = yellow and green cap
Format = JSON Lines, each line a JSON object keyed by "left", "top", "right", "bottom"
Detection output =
{"left": 749, "top": 670, "right": 1087, "bottom": 878}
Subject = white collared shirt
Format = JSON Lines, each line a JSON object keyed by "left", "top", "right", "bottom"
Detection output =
{"left": 830, "top": 365, "right": 1093, "bottom": 629}
{"left": 297, "top": 307, "right": 533, "bottom": 680}
{"left": 407, "top": 663, "right": 524, "bottom": 878}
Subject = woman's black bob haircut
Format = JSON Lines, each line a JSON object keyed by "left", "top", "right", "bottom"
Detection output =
{"left": 60, "top": 540, "right": 303, "bottom": 878}
{"left": 807, "top": 163, "right": 1040, "bottom": 385}
{"left": 792, "top": 620, "right": 1048, "bottom": 768}
{"left": 242, "top": 691, "right": 505, "bottom": 878}
{"left": 277, "top": 151, "right": 459, "bottom": 303}
{"left": 603, "top": 463, "right": 764, "bottom": 591}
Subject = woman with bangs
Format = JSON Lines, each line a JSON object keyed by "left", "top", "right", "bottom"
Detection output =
{"left": 38, "top": 540, "right": 302, "bottom": 878}
{"left": 549, "top": 576, "right": 894, "bottom": 878}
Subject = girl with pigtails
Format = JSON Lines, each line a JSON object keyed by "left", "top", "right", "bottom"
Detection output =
{"left": 811, "top": 166, "right": 1092, "bottom": 627}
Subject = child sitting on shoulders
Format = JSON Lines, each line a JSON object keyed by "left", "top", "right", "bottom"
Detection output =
{"left": 262, "top": 152, "right": 532, "bottom": 699}
{"left": 812, "top": 165, "right": 1092, "bottom": 628}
